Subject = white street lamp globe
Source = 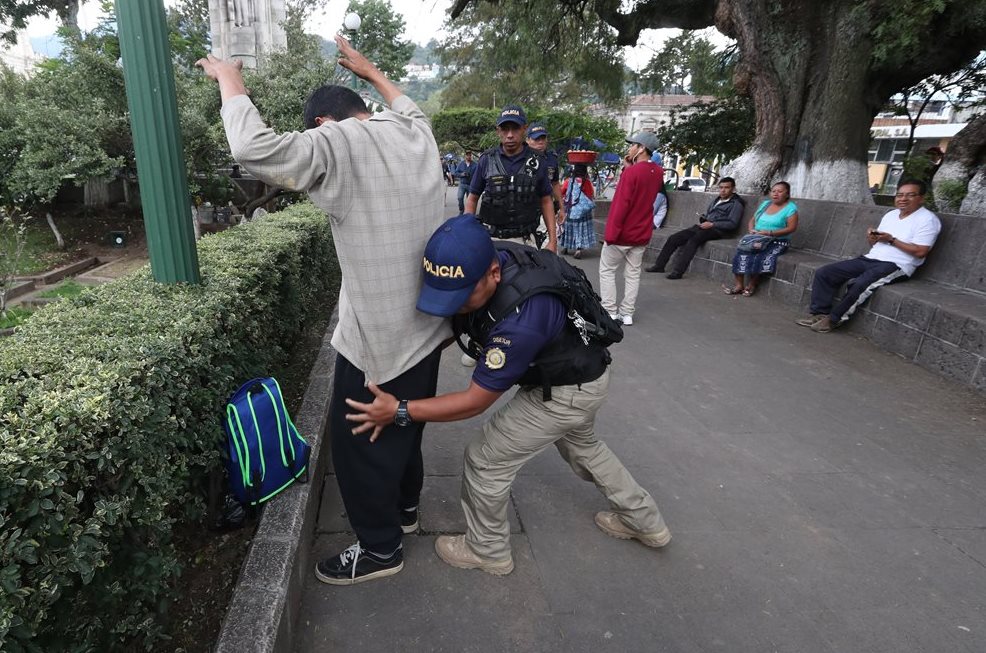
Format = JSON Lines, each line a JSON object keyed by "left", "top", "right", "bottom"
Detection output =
{"left": 344, "top": 12, "right": 361, "bottom": 31}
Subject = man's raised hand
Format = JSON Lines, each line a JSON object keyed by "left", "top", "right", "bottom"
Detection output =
{"left": 195, "top": 54, "right": 243, "bottom": 82}
{"left": 335, "top": 34, "right": 380, "bottom": 82}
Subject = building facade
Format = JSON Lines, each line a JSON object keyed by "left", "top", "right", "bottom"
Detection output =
{"left": 0, "top": 31, "right": 42, "bottom": 76}
{"left": 868, "top": 100, "right": 970, "bottom": 192}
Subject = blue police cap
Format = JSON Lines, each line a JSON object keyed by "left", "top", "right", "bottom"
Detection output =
{"left": 417, "top": 214, "right": 497, "bottom": 317}
{"left": 496, "top": 104, "right": 527, "bottom": 127}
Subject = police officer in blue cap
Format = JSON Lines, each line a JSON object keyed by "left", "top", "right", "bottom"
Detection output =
{"left": 526, "top": 122, "right": 565, "bottom": 227}
{"left": 465, "top": 105, "right": 558, "bottom": 252}
{"left": 345, "top": 214, "right": 671, "bottom": 577}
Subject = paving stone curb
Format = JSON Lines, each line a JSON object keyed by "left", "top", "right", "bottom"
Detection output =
{"left": 21, "top": 256, "right": 100, "bottom": 285}
{"left": 214, "top": 306, "right": 338, "bottom": 653}
{"left": 4, "top": 280, "right": 36, "bottom": 302}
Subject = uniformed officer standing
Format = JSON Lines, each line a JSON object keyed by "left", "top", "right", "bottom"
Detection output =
{"left": 526, "top": 122, "right": 565, "bottom": 226}
{"left": 346, "top": 214, "right": 671, "bottom": 577}
{"left": 465, "top": 105, "right": 558, "bottom": 252}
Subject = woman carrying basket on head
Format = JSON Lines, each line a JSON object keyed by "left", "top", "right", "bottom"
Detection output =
{"left": 559, "top": 157, "right": 597, "bottom": 259}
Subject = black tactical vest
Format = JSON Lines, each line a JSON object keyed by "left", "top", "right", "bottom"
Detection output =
{"left": 478, "top": 147, "right": 543, "bottom": 238}
{"left": 455, "top": 246, "right": 612, "bottom": 401}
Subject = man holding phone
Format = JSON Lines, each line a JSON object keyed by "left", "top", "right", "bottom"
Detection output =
{"left": 797, "top": 179, "right": 941, "bottom": 333}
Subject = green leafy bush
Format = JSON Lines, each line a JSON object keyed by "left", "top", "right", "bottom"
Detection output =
{"left": 0, "top": 203, "right": 337, "bottom": 651}
{"left": 932, "top": 179, "right": 968, "bottom": 214}
{"left": 431, "top": 107, "right": 625, "bottom": 161}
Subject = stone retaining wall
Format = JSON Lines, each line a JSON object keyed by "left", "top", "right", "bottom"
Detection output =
{"left": 214, "top": 308, "right": 338, "bottom": 653}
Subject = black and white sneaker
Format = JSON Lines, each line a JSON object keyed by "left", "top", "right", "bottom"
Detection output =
{"left": 401, "top": 506, "right": 419, "bottom": 534}
{"left": 314, "top": 542, "right": 404, "bottom": 586}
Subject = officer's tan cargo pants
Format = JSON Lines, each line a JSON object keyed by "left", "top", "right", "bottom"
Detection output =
{"left": 461, "top": 368, "right": 667, "bottom": 561}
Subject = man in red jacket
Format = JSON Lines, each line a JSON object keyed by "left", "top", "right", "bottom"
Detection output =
{"left": 599, "top": 132, "right": 663, "bottom": 326}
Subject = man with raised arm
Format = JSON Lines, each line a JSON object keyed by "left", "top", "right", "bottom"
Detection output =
{"left": 198, "top": 36, "right": 449, "bottom": 585}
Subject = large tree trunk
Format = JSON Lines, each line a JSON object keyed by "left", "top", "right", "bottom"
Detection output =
{"left": 717, "top": 1, "right": 878, "bottom": 202}
{"left": 55, "top": 0, "right": 81, "bottom": 30}
{"left": 933, "top": 113, "right": 986, "bottom": 216}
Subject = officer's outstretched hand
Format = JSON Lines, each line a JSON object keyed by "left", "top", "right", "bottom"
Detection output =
{"left": 345, "top": 383, "right": 398, "bottom": 443}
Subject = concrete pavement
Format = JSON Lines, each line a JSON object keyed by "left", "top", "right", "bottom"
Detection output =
{"left": 296, "top": 197, "right": 986, "bottom": 653}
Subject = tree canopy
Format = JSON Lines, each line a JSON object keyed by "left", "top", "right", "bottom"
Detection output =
{"left": 0, "top": 0, "right": 78, "bottom": 43}
{"left": 656, "top": 94, "right": 754, "bottom": 176}
{"left": 314, "top": 0, "right": 415, "bottom": 97}
{"left": 431, "top": 107, "right": 625, "bottom": 159}
{"left": 639, "top": 30, "right": 733, "bottom": 97}
{"left": 451, "top": 0, "right": 986, "bottom": 202}
{"left": 0, "top": 25, "right": 128, "bottom": 209}
{"left": 341, "top": 0, "right": 413, "bottom": 86}
{"left": 0, "top": 0, "right": 418, "bottom": 213}
{"left": 438, "top": 0, "right": 626, "bottom": 110}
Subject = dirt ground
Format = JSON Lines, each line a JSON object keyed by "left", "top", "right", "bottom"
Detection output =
{"left": 62, "top": 208, "right": 148, "bottom": 255}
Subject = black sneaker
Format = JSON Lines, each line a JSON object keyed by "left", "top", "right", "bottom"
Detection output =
{"left": 314, "top": 542, "right": 404, "bottom": 585}
{"left": 400, "top": 506, "right": 419, "bottom": 534}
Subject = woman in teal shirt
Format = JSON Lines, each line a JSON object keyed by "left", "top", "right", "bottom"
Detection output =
{"left": 724, "top": 181, "right": 799, "bottom": 296}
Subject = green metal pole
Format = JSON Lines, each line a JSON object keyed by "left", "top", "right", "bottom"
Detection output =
{"left": 116, "top": 0, "right": 200, "bottom": 284}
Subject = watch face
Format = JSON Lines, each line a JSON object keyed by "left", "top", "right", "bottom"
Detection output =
{"left": 395, "top": 401, "right": 412, "bottom": 427}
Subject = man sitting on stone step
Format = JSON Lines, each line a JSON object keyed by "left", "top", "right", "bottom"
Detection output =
{"left": 796, "top": 178, "right": 941, "bottom": 333}
{"left": 648, "top": 177, "right": 744, "bottom": 279}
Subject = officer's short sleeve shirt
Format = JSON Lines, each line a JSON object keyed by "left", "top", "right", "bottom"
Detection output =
{"left": 471, "top": 267, "right": 568, "bottom": 392}
{"left": 468, "top": 147, "right": 554, "bottom": 199}
{"left": 545, "top": 151, "right": 560, "bottom": 184}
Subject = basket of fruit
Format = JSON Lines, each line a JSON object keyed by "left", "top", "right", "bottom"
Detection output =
{"left": 566, "top": 150, "right": 598, "bottom": 164}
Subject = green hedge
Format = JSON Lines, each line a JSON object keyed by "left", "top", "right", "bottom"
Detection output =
{"left": 0, "top": 203, "right": 338, "bottom": 651}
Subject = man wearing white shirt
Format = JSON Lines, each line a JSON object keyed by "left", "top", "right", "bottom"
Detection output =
{"left": 797, "top": 179, "right": 942, "bottom": 333}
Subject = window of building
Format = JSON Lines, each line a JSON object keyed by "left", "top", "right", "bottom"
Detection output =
{"left": 875, "top": 139, "right": 896, "bottom": 162}
{"left": 870, "top": 138, "right": 911, "bottom": 163}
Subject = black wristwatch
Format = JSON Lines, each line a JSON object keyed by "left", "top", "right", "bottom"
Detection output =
{"left": 394, "top": 399, "right": 412, "bottom": 427}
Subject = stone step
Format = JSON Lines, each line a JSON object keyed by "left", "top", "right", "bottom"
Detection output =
{"left": 3, "top": 279, "right": 36, "bottom": 302}
{"left": 22, "top": 296, "right": 60, "bottom": 309}
{"left": 21, "top": 256, "right": 100, "bottom": 286}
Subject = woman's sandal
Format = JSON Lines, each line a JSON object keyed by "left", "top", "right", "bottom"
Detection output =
{"left": 722, "top": 285, "right": 744, "bottom": 295}
{"left": 742, "top": 286, "right": 757, "bottom": 297}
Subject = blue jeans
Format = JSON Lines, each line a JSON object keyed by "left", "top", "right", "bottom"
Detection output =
{"left": 457, "top": 181, "right": 470, "bottom": 214}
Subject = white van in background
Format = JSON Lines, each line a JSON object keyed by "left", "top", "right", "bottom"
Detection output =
{"left": 679, "top": 177, "right": 708, "bottom": 192}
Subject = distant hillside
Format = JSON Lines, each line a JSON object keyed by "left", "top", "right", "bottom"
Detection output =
{"left": 410, "top": 39, "right": 439, "bottom": 65}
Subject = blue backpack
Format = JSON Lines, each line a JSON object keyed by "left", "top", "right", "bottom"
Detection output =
{"left": 223, "top": 377, "right": 310, "bottom": 506}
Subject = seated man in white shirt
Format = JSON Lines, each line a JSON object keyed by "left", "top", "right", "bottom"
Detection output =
{"left": 797, "top": 179, "right": 942, "bottom": 333}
